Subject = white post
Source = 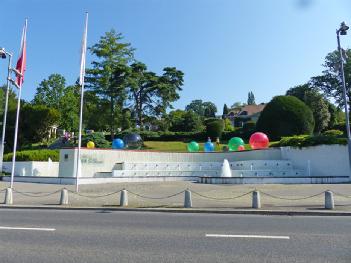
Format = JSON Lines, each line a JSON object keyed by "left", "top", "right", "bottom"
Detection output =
{"left": 10, "top": 86, "right": 22, "bottom": 188}
{"left": 76, "top": 13, "right": 88, "bottom": 193}
{"left": 307, "top": 160, "right": 311, "bottom": 177}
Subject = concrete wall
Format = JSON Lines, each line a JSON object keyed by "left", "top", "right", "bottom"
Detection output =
{"left": 58, "top": 148, "right": 283, "bottom": 178}
{"left": 282, "top": 145, "right": 351, "bottom": 178}
{"left": 58, "top": 145, "right": 351, "bottom": 179}
{"left": 3, "top": 161, "right": 59, "bottom": 177}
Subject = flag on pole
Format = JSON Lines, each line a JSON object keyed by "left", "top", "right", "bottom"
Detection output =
{"left": 15, "top": 19, "right": 27, "bottom": 87}
{"left": 79, "top": 13, "right": 88, "bottom": 86}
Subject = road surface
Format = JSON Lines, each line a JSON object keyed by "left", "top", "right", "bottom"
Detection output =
{"left": 0, "top": 209, "right": 350, "bottom": 262}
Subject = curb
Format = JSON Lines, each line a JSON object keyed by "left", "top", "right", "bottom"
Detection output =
{"left": 1, "top": 205, "right": 351, "bottom": 216}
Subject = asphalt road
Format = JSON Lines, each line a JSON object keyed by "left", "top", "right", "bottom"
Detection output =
{"left": 0, "top": 209, "right": 350, "bottom": 263}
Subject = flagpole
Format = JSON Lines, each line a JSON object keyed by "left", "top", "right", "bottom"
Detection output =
{"left": 10, "top": 83, "right": 22, "bottom": 188}
{"left": 0, "top": 51, "right": 13, "bottom": 175}
{"left": 75, "top": 12, "right": 88, "bottom": 192}
{"left": 10, "top": 19, "right": 27, "bottom": 189}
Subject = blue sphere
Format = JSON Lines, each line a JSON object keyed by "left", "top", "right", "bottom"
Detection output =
{"left": 204, "top": 141, "right": 214, "bottom": 152}
{"left": 112, "top": 138, "right": 125, "bottom": 149}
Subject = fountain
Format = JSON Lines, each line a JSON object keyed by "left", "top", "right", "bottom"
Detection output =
{"left": 220, "top": 159, "right": 232, "bottom": 177}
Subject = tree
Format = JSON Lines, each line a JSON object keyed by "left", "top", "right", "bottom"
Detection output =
{"left": 86, "top": 29, "right": 134, "bottom": 139}
{"left": 222, "top": 104, "right": 229, "bottom": 118}
{"left": 256, "top": 96, "right": 314, "bottom": 140}
{"left": 127, "top": 62, "right": 183, "bottom": 127}
{"left": 247, "top": 91, "right": 256, "bottom": 105}
{"left": 32, "top": 74, "right": 66, "bottom": 109}
{"left": 185, "top": 100, "right": 204, "bottom": 116}
{"left": 32, "top": 74, "right": 80, "bottom": 131}
{"left": 223, "top": 118, "right": 234, "bottom": 131}
{"left": 286, "top": 84, "right": 330, "bottom": 133}
{"left": 168, "top": 110, "right": 204, "bottom": 132}
{"left": 185, "top": 100, "right": 217, "bottom": 117}
{"left": 310, "top": 49, "right": 351, "bottom": 109}
{"left": 6, "top": 104, "right": 60, "bottom": 149}
{"left": 206, "top": 119, "right": 224, "bottom": 139}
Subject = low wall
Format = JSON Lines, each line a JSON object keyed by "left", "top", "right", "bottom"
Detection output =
{"left": 3, "top": 161, "right": 59, "bottom": 177}
{"left": 282, "top": 145, "right": 350, "bottom": 178}
{"left": 58, "top": 148, "right": 283, "bottom": 178}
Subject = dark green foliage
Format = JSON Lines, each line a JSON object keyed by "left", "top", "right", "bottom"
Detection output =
{"left": 206, "top": 119, "right": 224, "bottom": 139}
{"left": 222, "top": 104, "right": 229, "bottom": 117}
{"left": 242, "top": 121, "right": 256, "bottom": 135}
{"left": 286, "top": 84, "right": 330, "bottom": 133}
{"left": 3, "top": 150, "right": 59, "bottom": 162}
{"left": 6, "top": 104, "right": 60, "bottom": 150}
{"left": 32, "top": 74, "right": 79, "bottom": 131}
{"left": 271, "top": 135, "right": 347, "bottom": 148}
{"left": 247, "top": 91, "right": 255, "bottom": 105}
{"left": 81, "top": 132, "right": 111, "bottom": 148}
{"left": 168, "top": 110, "right": 204, "bottom": 132}
{"left": 185, "top": 100, "right": 217, "bottom": 118}
{"left": 256, "top": 96, "right": 315, "bottom": 140}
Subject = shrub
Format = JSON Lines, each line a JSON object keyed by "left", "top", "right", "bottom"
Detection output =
{"left": 271, "top": 135, "right": 347, "bottom": 148}
{"left": 3, "top": 149, "right": 59, "bottom": 162}
{"left": 322, "top": 129, "right": 343, "bottom": 137}
{"left": 82, "top": 132, "right": 111, "bottom": 148}
{"left": 256, "top": 96, "right": 314, "bottom": 140}
{"left": 205, "top": 119, "right": 224, "bottom": 139}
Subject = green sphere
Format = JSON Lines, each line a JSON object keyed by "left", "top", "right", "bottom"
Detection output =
{"left": 228, "top": 137, "right": 244, "bottom": 151}
{"left": 187, "top": 141, "right": 200, "bottom": 152}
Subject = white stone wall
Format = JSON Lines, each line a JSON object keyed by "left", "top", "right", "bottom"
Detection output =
{"left": 283, "top": 145, "right": 351, "bottom": 177}
{"left": 3, "top": 161, "right": 59, "bottom": 177}
{"left": 58, "top": 145, "right": 351, "bottom": 179}
{"left": 58, "top": 148, "right": 283, "bottom": 178}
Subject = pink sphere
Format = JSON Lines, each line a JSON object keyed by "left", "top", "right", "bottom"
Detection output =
{"left": 249, "top": 132, "right": 269, "bottom": 149}
{"left": 238, "top": 145, "right": 245, "bottom": 151}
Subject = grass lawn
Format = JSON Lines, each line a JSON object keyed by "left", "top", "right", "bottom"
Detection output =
{"left": 143, "top": 141, "right": 253, "bottom": 152}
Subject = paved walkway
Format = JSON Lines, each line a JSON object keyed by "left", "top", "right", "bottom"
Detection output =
{"left": 0, "top": 181, "right": 351, "bottom": 211}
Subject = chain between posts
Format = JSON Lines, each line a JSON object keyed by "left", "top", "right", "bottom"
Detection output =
{"left": 67, "top": 189, "right": 123, "bottom": 198}
{"left": 191, "top": 190, "right": 253, "bottom": 200}
{"left": 12, "top": 189, "right": 62, "bottom": 198}
{"left": 260, "top": 191, "right": 325, "bottom": 201}
{"left": 332, "top": 191, "right": 351, "bottom": 199}
{"left": 127, "top": 189, "right": 185, "bottom": 200}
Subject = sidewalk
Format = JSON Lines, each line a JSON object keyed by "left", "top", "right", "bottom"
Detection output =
{"left": 0, "top": 181, "right": 351, "bottom": 213}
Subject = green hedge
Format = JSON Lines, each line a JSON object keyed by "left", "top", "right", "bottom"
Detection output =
{"left": 271, "top": 135, "right": 347, "bottom": 148}
{"left": 3, "top": 149, "right": 60, "bottom": 162}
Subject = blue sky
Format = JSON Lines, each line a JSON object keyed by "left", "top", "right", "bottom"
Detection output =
{"left": 0, "top": 0, "right": 350, "bottom": 112}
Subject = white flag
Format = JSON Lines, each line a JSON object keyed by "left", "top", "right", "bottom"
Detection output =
{"left": 79, "top": 13, "right": 88, "bottom": 86}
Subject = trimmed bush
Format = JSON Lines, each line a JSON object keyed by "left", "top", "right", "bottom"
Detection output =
{"left": 82, "top": 132, "right": 111, "bottom": 148}
{"left": 322, "top": 129, "right": 343, "bottom": 137}
{"left": 271, "top": 135, "right": 347, "bottom": 148}
{"left": 3, "top": 149, "right": 59, "bottom": 162}
{"left": 206, "top": 119, "right": 224, "bottom": 139}
{"left": 256, "top": 96, "right": 314, "bottom": 140}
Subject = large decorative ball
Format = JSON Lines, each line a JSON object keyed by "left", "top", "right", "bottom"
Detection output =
{"left": 237, "top": 145, "right": 245, "bottom": 151}
{"left": 249, "top": 132, "right": 269, "bottom": 149}
{"left": 112, "top": 138, "right": 125, "bottom": 149}
{"left": 87, "top": 141, "right": 95, "bottom": 149}
{"left": 187, "top": 141, "right": 199, "bottom": 152}
{"left": 228, "top": 137, "right": 244, "bottom": 151}
{"left": 123, "top": 133, "right": 143, "bottom": 149}
{"left": 204, "top": 141, "right": 214, "bottom": 152}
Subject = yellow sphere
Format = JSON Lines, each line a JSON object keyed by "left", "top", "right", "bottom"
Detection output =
{"left": 87, "top": 141, "right": 95, "bottom": 149}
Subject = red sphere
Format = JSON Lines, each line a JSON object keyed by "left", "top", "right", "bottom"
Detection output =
{"left": 237, "top": 145, "right": 245, "bottom": 151}
{"left": 249, "top": 132, "right": 269, "bottom": 149}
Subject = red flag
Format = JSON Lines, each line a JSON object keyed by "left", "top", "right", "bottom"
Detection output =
{"left": 15, "top": 19, "right": 27, "bottom": 87}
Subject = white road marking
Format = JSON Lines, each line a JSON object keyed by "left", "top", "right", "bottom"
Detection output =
{"left": 0, "top": 226, "right": 56, "bottom": 231}
{"left": 206, "top": 234, "right": 290, "bottom": 240}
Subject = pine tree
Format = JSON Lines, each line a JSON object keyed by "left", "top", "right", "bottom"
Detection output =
{"left": 247, "top": 91, "right": 256, "bottom": 105}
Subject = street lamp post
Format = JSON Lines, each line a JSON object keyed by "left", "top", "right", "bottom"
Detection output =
{"left": 336, "top": 22, "right": 351, "bottom": 174}
{"left": 0, "top": 48, "right": 13, "bottom": 175}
